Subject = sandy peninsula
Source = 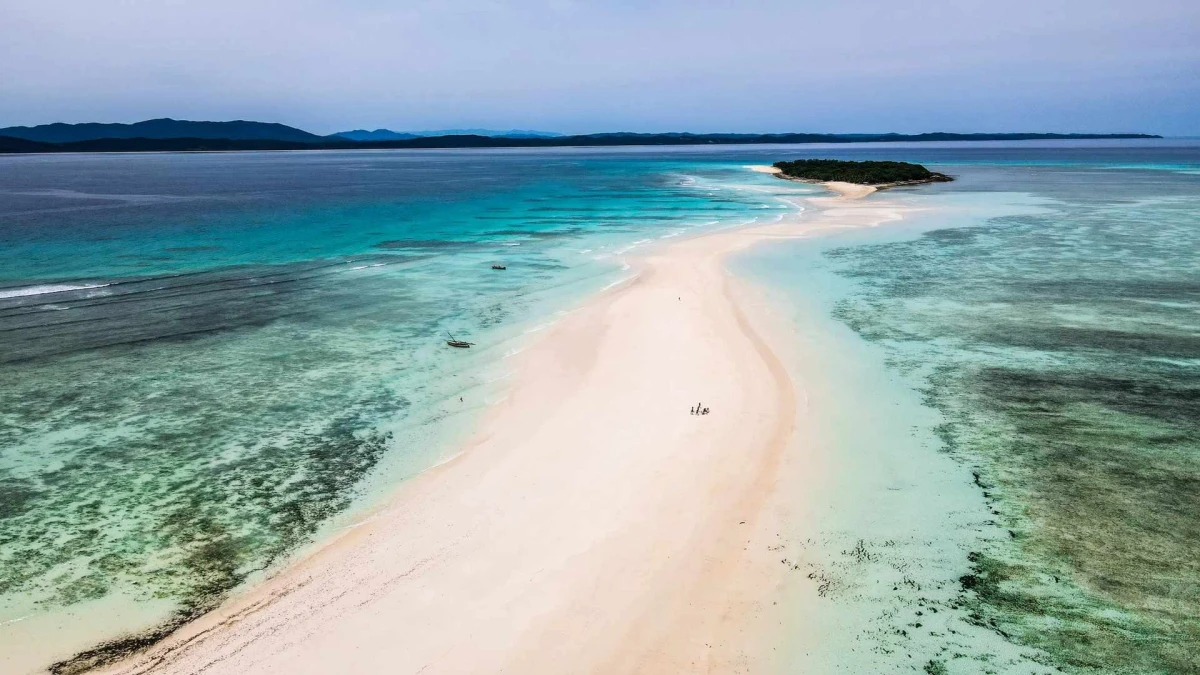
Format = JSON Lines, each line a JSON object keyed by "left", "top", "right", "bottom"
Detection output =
{"left": 87, "top": 184, "right": 911, "bottom": 675}
{"left": 746, "top": 164, "right": 877, "bottom": 199}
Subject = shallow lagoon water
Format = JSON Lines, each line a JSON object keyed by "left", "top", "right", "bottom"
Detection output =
{"left": 2, "top": 142, "right": 1198, "bottom": 673}
{"left": 0, "top": 148, "right": 811, "bottom": 671}
{"left": 737, "top": 152, "right": 1200, "bottom": 673}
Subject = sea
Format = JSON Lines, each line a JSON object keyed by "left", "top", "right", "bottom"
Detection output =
{"left": 1, "top": 141, "right": 1197, "bottom": 674}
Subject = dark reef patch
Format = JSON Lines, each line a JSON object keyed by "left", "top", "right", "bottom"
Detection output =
{"left": 826, "top": 176, "right": 1200, "bottom": 674}
{"left": 0, "top": 256, "right": 465, "bottom": 669}
{"left": 42, "top": 419, "right": 393, "bottom": 675}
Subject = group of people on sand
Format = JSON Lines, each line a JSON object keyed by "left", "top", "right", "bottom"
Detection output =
{"left": 690, "top": 402, "right": 710, "bottom": 416}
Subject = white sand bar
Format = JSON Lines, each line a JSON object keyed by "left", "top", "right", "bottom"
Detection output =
{"left": 95, "top": 186, "right": 908, "bottom": 675}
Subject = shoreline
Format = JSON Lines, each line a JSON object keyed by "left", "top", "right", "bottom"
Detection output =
{"left": 75, "top": 182, "right": 913, "bottom": 675}
{"left": 747, "top": 163, "right": 948, "bottom": 198}
{"left": 0, "top": 134, "right": 1166, "bottom": 157}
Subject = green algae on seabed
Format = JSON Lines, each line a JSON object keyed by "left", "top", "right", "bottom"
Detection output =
{"left": 0, "top": 260, "right": 451, "bottom": 672}
{"left": 826, "top": 177, "right": 1200, "bottom": 674}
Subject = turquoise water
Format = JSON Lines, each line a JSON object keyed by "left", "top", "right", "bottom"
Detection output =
{"left": 2, "top": 142, "right": 1198, "bottom": 673}
{"left": 737, "top": 148, "right": 1200, "bottom": 674}
{"left": 0, "top": 148, "right": 815, "bottom": 671}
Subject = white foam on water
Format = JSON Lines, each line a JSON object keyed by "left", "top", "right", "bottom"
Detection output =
{"left": 614, "top": 238, "right": 652, "bottom": 255}
{"left": 600, "top": 274, "right": 636, "bottom": 292}
{"left": 0, "top": 283, "right": 109, "bottom": 299}
{"left": 725, "top": 183, "right": 775, "bottom": 194}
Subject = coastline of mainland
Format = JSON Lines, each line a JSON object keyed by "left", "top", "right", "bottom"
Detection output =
{"left": 0, "top": 119, "right": 1162, "bottom": 155}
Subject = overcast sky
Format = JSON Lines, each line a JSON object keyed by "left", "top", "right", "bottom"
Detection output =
{"left": 2, "top": 0, "right": 1197, "bottom": 135}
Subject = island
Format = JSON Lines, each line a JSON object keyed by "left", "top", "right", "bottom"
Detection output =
{"left": 772, "top": 159, "right": 953, "bottom": 187}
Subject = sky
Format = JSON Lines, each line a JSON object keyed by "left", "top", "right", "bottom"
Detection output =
{"left": 1, "top": 0, "right": 1198, "bottom": 136}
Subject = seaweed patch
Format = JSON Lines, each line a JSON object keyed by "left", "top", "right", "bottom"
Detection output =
{"left": 826, "top": 184, "right": 1200, "bottom": 673}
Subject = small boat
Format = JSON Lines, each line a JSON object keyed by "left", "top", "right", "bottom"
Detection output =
{"left": 491, "top": 265, "right": 507, "bottom": 270}
{"left": 445, "top": 332, "right": 475, "bottom": 348}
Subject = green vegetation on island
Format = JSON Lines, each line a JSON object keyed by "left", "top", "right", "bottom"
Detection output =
{"left": 773, "top": 159, "right": 953, "bottom": 185}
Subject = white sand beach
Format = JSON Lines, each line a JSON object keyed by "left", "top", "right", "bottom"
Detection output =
{"left": 90, "top": 185, "right": 916, "bottom": 675}
{"left": 745, "top": 165, "right": 878, "bottom": 200}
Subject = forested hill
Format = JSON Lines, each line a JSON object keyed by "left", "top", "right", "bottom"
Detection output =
{"left": 0, "top": 119, "right": 324, "bottom": 144}
{"left": 773, "top": 159, "right": 953, "bottom": 185}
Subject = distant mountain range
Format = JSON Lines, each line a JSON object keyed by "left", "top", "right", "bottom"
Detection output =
{"left": 0, "top": 118, "right": 325, "bottom": 144}
{"left": 0, "top": 119, "right": 565, "bottom": 144}
{"left": 0, "top": 118, "right": 1162, "bottom": 154}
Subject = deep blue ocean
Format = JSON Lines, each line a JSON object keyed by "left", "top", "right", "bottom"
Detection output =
{"left": 1, "top": 141, "right": 1197, "bottom": 673}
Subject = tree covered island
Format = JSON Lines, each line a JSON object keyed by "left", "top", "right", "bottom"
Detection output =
{"left": 772, "top": 159, "right": 953, "bottom": 186}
